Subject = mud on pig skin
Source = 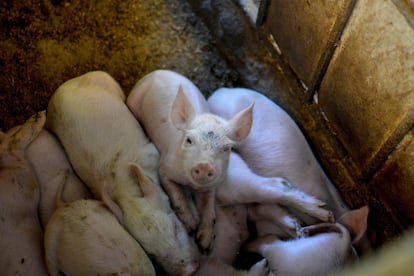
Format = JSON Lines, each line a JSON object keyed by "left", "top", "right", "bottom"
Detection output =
{"left": 127, "top": 69, "right": 253, "bottom": 252}
{"left": 46, "top": 71, "right": 199, "bottom": 275}
{"left": 26, "top": 128, "right": 91, "bottom": 228}
{"left": 45, "top": 196, "right": 155, "bottom": 276}
{"left": 0, "top": 111, "right": 48, "bottom": 275}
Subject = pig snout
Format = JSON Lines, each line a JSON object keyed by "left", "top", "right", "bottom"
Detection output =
{"left": 191, "top": 163, "right": 216, "bottom": 184}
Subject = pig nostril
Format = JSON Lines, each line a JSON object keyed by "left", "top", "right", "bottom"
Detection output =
{"left": 194, "top": 169, "right": 200, "bottom": 175}
{"left": 207, "top": 172, "right": 213, "bottom": 177}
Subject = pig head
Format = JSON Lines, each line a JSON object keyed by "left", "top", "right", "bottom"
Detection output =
{"left": 0, "top": 111, "right": 48, "bottom": 275}
{"left": 46, "top": 71, "right": 199, "bottom": 275}
{"left": 127, "top": 69, "right": 253, "bottom": 252}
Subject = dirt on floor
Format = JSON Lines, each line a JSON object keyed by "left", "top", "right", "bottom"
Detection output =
{"left": 0, "top": 0, "right": 240, "bottom": 131}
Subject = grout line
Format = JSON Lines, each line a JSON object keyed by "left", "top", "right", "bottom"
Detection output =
{"left": 306, "top": 0, "right": 359, "bottom": 102}
{"left": 360, "top": 108, "right": 414, "bottom": 182}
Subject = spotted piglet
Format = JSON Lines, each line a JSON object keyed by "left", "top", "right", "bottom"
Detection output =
{"left": 127, "top": 70, "right": 254, "bottom": 252}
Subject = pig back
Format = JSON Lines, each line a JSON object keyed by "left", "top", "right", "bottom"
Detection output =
{"left": 44, "top": 199, "right": 155, "bottom": 276}
{"left": 46, "top": 71, "right": 159, "bottom": 197}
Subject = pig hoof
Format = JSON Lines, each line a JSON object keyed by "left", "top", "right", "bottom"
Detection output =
{"left": 196, "top": 229, "right": 214, "bottom": 254}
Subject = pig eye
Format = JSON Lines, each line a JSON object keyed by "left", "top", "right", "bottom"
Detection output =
{"left": 186, "top": 137, "right": 193, "bottom": 145}
{"left": 222, "top": 145, "right": 232, "bottom": 152}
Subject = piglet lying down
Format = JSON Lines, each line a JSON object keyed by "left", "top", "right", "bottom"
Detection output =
{"left": 0, "top": 111, "right": 48, "bottom": 275}
{"left": 45, "top": 194, "right": 155, "bottom": 276}
{"left": 127, "top": 70, "right": 334, "bottom": 253}
{"left": 46, "top": 71, "right": 199, "bottom": 275}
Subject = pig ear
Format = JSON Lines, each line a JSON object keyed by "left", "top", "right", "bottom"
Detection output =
{"left": 171, "top": 85, "right": 196, "bottom": 130}
{"left": 226, "top": 102, "right": 254, "bottom": 142}
{"left": 129, "top": 162, "right": 155, "bottom": 197}
{"left": 337, "top": 206, "right": 369, "bottom": 247}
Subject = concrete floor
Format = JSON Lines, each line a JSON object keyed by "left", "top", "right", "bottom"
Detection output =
{"left": 0, "top": 0, "right": 240, "bottom": 131}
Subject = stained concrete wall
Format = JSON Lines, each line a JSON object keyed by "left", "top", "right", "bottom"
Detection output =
{"left": 262, "top": 0, "right": 414, "bottom": 240}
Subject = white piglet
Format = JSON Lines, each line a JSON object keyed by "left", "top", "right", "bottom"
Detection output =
{"left": 46, "top": 71, "right": 199, "bottom": 275}
{"left": 27, "top": 128, "right": 91, "bottom": 228}
{"left": 45, "top": 196, "right": 155, "bottom": 276}
{"left": 208, "top": 88, "right": 348, "bottom": 218}
{"left": 208, "top": 88, "right": 370, "bottom": 252}
{"left": 245, "top": 207, "right": 368, "bottom": 276}
{"left": 127, "top": 70, "right": 254, "bottom": 252}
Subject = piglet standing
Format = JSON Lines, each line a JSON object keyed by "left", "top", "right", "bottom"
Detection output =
{"left": 26, "top": 128, "right": 91, "bottom": 228}
{"left": 127, "top": 69, "right": 254, "bottom": 252}
{"left": 0, "top": 111, "right": 48, "bottom": 275}
{"left": 44, "top": 187, "right": 155, "bottom": 276}
{"left": 46, "top": 71, "right": 199, "bottom": 275}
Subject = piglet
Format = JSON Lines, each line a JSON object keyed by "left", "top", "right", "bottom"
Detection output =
{"left": 44, "top": 193, "right": 155, "bottom": 275}
{"left": 46, "top": 71, "right": 199, "bottom": 275}
{"left": 0, "top": 112, "right": 48, "bottom": 275}
{"left": 127, "top": 69, "right": 254, "bottom": 252}
{"left": 208, "top": 87, "right": 348, "bottom": 218}
{"left": 245, "top": 207, "right": 369, "bottom": 276}
{"left": 208, "top": 88, "right": 371, "bottom": 252}
{"left": 26, "top": 128, "right": 91, "bottom": 228}
{"left": 196, "top": 151, "right": 334, "bottom": 275}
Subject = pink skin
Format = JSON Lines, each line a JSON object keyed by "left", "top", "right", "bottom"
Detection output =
{"left": 208, "top": 88, "right": 349, "bottom": 218}
{"left": 208, "top": 87, "right": 371, "bottom": 253}
{"left": 0, "top": 111, "right": 48, "bottom": 275}
{"left": 45, "top": 198, "right": 155, "bottom": 276}
{"left": 245, "top": 207, "right": 369, "bottom": 276}
{"left": 46, "top": 71, "right": 199, "bottom": 275}
{"left": 127, "top": 70, "right": 253, "bottom": 253}
{"left": 196, "top": 151, "right": 334, "bottom": 275}
{"left": 26, "top": 128, "right": 91, "bottom": 228}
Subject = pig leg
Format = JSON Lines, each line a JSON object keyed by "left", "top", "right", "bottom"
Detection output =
{"left": 248, "top": 203, "right": 300, "bottom": 238}
{"left": 218, "top": 153, "right": 334, "bottom": 223}
{"left": 298, "top": 223, "right": 343, "bottom": 238}
{"left": 195, "top": 189, "right": 216, "bottom": 253}
{"left": 159, "top": 171, "right": 200, "bottom": 233}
